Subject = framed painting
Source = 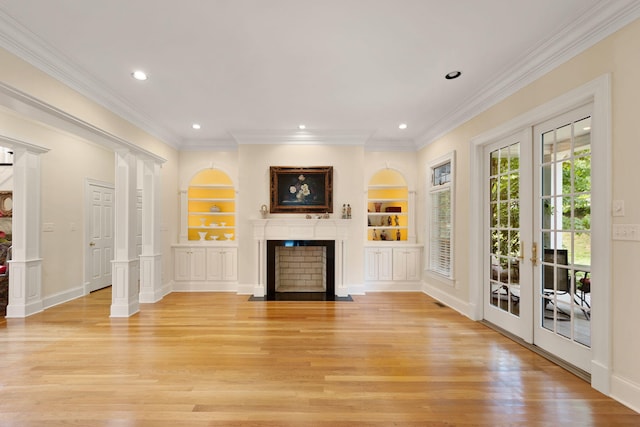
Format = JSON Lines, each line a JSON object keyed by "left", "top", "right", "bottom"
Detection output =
{"left": 270, "top": 166, "right": 333, "bottom": 213}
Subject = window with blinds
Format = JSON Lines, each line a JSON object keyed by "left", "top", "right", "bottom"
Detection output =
{"left": 428, "top": 154, "right": 454, "bottom": 279}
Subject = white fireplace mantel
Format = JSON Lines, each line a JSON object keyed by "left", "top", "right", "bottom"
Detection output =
{"left": 251, "top": 218, "right": 350, "bottom": 297}
{"left": 251, "top": 218, "right": 350, "bottom": 240}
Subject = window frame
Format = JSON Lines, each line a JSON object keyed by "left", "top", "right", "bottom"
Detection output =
{"left": 426, "top": 151, "right": 456, "bottom": 282}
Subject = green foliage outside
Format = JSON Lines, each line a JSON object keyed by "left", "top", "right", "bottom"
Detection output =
{"left": 490, "top": 150, "right": 591, "bottom": 267}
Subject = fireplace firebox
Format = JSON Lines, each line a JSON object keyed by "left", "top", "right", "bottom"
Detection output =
{"left": 267, "top": 240, "right": 335, "bottom": 299}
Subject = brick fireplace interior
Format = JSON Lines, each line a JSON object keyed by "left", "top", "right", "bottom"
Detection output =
{"left": 266, "top": 240, "right": 335, "bottom": 299}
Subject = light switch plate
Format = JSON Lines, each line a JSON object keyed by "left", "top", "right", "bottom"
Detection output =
{"left": 612, "top": 200, "right": 625, "bottom": 217}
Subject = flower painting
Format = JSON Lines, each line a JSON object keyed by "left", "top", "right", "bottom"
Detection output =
{"left": 270, "top": 166, "right": 333, "bottom": 213}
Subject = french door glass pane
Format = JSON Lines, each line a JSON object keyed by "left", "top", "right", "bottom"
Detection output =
{"left": 539, "top": 116, "right": 591, "bottom": 347}
{"left": 489, "top": 142, "right": 521, "bottom": 317}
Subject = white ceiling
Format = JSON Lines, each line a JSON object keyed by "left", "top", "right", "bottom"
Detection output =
{"left": 0, "top": 0, "right": 638, "bottom": 150}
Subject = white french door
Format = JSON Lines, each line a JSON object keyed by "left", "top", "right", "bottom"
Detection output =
{"left": 532, "top": 104, "right": 592, "bottom": 371}
{"left": 483, "top": 104, "right": 593, "bottom": 372}
{"left": 483, "top": 131, "right": 533, "bottom": 342}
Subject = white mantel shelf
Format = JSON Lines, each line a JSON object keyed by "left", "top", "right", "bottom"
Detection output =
{"left": 251, "top": 218, "right": 350, "bottom": 240}
{"left": 251, "top": 218, "right": 351, "bottom": 297}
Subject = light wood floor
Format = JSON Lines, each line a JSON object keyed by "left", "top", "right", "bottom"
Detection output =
{"left": 1, "top": 290, "right": 638, "bottom": 426}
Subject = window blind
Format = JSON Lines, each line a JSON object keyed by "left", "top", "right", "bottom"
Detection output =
{"left": 429, "top": 187, "right": 452, "bottom": 276}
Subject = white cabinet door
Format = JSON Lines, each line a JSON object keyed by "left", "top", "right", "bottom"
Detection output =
{"left": 174, "top": 248, "right": 192, "bottom": 282}
{"left": 221, "top": 248, "right": 238, "bottom": 281}
{"left": 393, "top": 248, "right": 421, "bottom": 281}
{"left": 404, "top": 248, "right": 421, "bottom": 281}
{"left": 364, "top": 248, "right": 379, "bottom": 281}
{"left": 378, "top": 248, "right": 393, "bottom": 281}
{"left": 190, "top": 248, "right": 207, "bottom": 281}
{"left": 365, "top": 247, "right": 393, "bottom": 281}
{"left": 206, "top": 248, "right": 223, "bottom": 281}
{"left": 174, "top": 247, "right": 206, "bottom": 281}
{"left": 206, "top": 247, "right": 238, "bottom": 282}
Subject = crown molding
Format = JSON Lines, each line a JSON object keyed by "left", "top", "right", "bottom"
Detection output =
{"left": 364, "top": 138, "right": 417, "bottom": 152}
{"left": 0, "top": 134, "right": 49, "bottom": 154}
{"left": 416, "top": 0, "right": 640, "bottom": 149}
{"left": 0, "top": 81, "right": 166, "bottom": 163}
{"left": 180, "top": 138, "right": 239, "bottom": 151}
{"left": 0, "top": 8, "right": 182, "bottom": 149}
{"left": 229, "top": 129, "right": 374, "bottom": 145}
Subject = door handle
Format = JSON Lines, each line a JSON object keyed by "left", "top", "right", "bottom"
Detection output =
{"left": 89, "top": 242, "right": 96, "bottom": 247}
{"left": 518, "top": 241, "right": 525, "bottom": 261}
{"left": 530, "top": 242, "right": 538, "bottom": 266}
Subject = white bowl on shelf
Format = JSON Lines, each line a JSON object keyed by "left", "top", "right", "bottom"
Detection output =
{"left": 224, "top": 233, "right": 233, "bottom": 240}
{"left": 220, "top": 222, "right": 226, "bottom": 227}
{"left": 209, "top": 235, "right": 219, "bottom": 240}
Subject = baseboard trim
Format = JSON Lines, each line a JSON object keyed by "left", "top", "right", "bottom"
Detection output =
{"left": 42, "top": 285, "right": 85, "bottom": 310}
{"left": 611, "top": 374, "right": 640, "bottom": 414}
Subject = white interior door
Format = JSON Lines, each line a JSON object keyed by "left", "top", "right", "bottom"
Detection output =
{"left": 85, "top": 180, "right": 114, "bottom": 293}
{"left": 483, "top": 131, "right": 533, "bottom": 341}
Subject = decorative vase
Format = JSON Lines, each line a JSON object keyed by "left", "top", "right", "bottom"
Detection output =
{"left": 198, "top": 231, "right": 208, "bottom": 241}
{"left": 374, "top": 202, "right": 382, "bottom": 212}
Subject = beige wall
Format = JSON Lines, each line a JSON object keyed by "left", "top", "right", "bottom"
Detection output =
{"left": 418, "top": 17, "right": 640, "bottom": 405}
{"left": 0, "top": 47, "right": 180, "bottom": 302}
{"left": 237, "top": 144, "right": 366, "bottom": 288}
{"left": 0, "top": 108, "right": 114, "bottom": 297}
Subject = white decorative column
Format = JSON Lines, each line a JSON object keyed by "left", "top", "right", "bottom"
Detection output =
{"left": 335, "top": 238, "right": 348, "bottom": 297}
{"left": 6, "top": 141, "right": 49, "bottom": 318}
{"left": 139, "top": 159, "right": 163, "bottom": 303}
{"left": 178, "top": 189, "right": 188, "bottom": 243}
{"left": 408, "top": 190, "right": 417, "bottom": 244}
{"left": 254, "top": 238, "right": 266, "bottom": 297}
{"left": 110, "top": 150, "right": 140, "bottom": 317}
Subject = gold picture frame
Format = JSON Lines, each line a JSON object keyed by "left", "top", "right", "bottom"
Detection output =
{"left": 270, "top": 166, "right": 333, "bottom": 213}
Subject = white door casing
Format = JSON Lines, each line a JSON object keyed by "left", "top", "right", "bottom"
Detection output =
{"left": 469, "top": 75, "right": 611, "bottom": 394}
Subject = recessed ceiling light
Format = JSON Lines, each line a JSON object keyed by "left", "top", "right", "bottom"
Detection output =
{"left": 445, "top": 70, "right": 462, "bottom": 80}
{"left": 398, "top": 123, "right": 408, "bottom": 130}
{"left": 192, "top": 123, "right": 201, "bottom": 130}
{"left": 298, "top": 124, "right": 306, "bottom": 130}
{"left": 132, "top": 70, "right": 148, "bottom": 81}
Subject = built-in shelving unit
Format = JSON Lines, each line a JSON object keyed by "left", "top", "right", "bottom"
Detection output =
{"left": 367, "top": 169, "right": 408, "bottom": 242}
{"left": 187, "top": 169, "right": 236, "bottom": 242}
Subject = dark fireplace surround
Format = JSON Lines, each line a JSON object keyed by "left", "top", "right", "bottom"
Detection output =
{"left": 266, "top": 240, "right": 335, "bottom": 299}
